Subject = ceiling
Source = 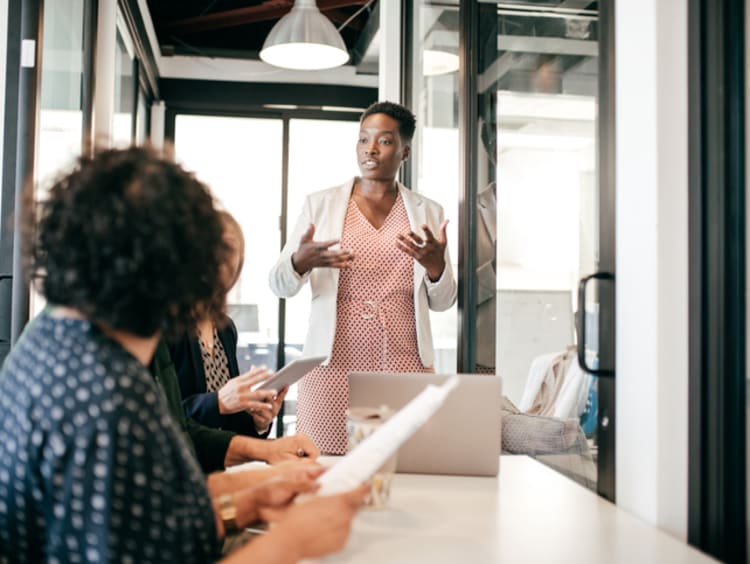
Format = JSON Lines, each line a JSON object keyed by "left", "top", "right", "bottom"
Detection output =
{"left": 144, "top": 0, "right": 380, "bottom": 70}
{"left": 137, "top": 1, "right": 599, "bottom": 92}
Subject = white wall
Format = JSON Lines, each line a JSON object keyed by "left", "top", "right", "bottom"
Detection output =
{"left": 615, "top": 0, "right": 689, "bottom": 539}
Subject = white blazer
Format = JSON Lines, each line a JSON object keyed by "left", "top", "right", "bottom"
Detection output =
{"left": 269, "top": 178, "right": 457, "bottom": 368}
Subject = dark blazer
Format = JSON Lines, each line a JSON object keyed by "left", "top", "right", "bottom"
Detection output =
{"left": 151, "top": 341, "right": 235, "bottom": 473}
{"left": 169, "top": 316, "right": 269, "bottom": 439}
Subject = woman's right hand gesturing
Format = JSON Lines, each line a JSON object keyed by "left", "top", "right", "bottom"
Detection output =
{"left": 291, "top": 223, "right": 354, "bottom": 275}
{"left": 217, "top": 366, "right": 277, "bottom": 415}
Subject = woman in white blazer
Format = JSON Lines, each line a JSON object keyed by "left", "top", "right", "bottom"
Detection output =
{"left": 269, "top": 101, "right": 457, "bottom": 454}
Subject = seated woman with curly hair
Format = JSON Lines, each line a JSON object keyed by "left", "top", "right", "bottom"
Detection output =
{"left": 0, "top": 147, "right": 366, "bottom": 563}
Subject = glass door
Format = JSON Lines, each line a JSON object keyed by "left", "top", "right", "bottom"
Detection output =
{"left": 410, "top": 0, "right": 614, "bottom": 495}
{"left": 492, "top": 1, "right": 602, "bottom": 493}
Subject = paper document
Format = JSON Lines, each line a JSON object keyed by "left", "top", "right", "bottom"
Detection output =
{"left": 317, "top": 375, "right": 460, "bottom": 495}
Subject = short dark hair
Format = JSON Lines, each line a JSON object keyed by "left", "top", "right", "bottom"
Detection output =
{"left": 360, "top": 101, "right": 416, "bottom": 144}
{"left": 28, "top": 146, "right": 229, "bottom": 338}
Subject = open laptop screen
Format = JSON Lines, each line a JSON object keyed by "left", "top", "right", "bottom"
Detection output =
{"left": 348, "top": 372, "right": 502, "bottom": 476}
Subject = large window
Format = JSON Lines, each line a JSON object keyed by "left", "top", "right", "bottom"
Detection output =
{"left": 174, "top": 114, "right": 284, "bottom": 379}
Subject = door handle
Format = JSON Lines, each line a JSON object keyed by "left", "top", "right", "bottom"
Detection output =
{"left": 577, "top": 271, "right": 614, "bottom": 376}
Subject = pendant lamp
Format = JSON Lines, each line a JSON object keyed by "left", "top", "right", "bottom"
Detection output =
{"left": 423, "top": 49, "right": 460, "bottom": 76}
{"left": 260, "top": 0, "right": 349, "bottom": 70}
{"left": 422, "top": 20, "right": 459, "bottom": 76}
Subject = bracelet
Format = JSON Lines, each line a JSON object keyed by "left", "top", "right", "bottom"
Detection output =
{"left": 218, "top": 494, "right": 239, "bottom": 536}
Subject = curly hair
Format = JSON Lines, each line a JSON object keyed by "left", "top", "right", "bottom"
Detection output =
{"left": 28, "top": 146, "right": 230, "bottom": 339}
{"left": 360, "top": 101, "right": 416, "bottom": 144}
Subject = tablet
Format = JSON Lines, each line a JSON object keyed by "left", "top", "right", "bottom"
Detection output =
{"left": 255, "top": 355, "right": 327, "bottom": 391}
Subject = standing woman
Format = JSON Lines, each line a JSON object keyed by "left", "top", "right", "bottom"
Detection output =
{"left": 269, "top": 101, "right": 457, "bottom": 454}
{"left": 171, "top": 211, "right": 286, "bottom": 438}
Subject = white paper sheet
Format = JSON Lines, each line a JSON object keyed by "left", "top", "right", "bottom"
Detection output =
{"left": 316, "top": 375, "right": 459, "bottom": 495}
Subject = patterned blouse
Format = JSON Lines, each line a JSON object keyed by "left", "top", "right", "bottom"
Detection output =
{"left": 0, "top": 312, "right": 219, "bottom": 563}
{"left": 198, "top": 327, "right": 231, "bottom": 392}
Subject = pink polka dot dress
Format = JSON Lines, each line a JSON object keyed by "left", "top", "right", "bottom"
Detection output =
{"left": 296, "top": 195, "right": 433, "bottom": 454}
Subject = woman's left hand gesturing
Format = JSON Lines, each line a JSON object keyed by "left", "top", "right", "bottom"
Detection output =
{"left": 396, "top": 219, "right": 449, "bottom": 282}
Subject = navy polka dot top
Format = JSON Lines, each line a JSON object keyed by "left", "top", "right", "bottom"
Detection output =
{"left": 0, "top": 312, "right": 219, "bottom": 563}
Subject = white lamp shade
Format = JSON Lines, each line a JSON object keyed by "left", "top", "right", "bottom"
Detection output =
{"left": 423, "top": 49, "right": 460, "bottom": 76}
{"left": 260, "top": 0, "right": 349, "bottom": 70}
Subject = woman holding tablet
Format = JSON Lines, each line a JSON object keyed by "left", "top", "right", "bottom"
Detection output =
{"left": 171, "top": 211, "right": 286, "bottom": 437}
{"left": 269, "top": 101, "right": 457, "bottom": 454}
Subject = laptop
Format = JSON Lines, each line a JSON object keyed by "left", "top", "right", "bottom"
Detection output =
{"left": 348, "top": 372, "right": 502, "bottom": 477}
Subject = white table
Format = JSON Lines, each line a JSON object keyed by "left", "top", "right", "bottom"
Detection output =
{"left": 306, "top": 455, "right": 715, "bottom": 563}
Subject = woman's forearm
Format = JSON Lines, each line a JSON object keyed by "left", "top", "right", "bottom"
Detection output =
{"left": 206, "top": 466, "right": 276, "bottom": 498}
{"left": 211, "top": 487, "right": 261, "bottom": 539}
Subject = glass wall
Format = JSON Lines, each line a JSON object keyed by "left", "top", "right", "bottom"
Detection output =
{"left": 410, "top": 3, "right": 461, "bottom": 373}
{"left": 493, "top": 0, "right": 599, "bottom": 490}
{"left": 112, "top": 29, "right": 134, "bottom": 147}
{"left": 411, "top": 0, "right": 600, "bottom": 489}
{"left": 37, "top": 0, "right": 84, "bottom": 188}
{"left": 30, "top": 3, "right": 150, "bottom": 319}
{"left": 33, "top": 0, "right": 85, "bottom": 316}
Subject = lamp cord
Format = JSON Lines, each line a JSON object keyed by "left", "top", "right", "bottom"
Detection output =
{"left": 200, "top": 0, "right": 221, "bottom": 17}
{"left": 336, "top": 0, "right": 377, "bottom": 32}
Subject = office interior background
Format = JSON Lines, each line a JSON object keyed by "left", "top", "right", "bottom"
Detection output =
{"left": 0, "top": 0, "right": 745, "bottom": 562}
